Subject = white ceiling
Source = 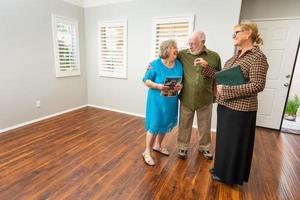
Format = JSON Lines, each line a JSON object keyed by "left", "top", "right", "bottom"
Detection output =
{"left": 63, "top": 0, "right": 137, "bottom": 8}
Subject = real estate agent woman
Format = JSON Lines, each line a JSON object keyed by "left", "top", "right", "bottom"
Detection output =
{"left": 202, "top": 21, "right": 269, "bottom": 185}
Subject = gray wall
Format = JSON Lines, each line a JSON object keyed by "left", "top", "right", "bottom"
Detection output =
{"left": 85, "top": 0, "right": 242, "bottom": 130}
{"left": 0, "top": 0, "right": 243, "bottom": 131}
{"left": 0, "top": 0, "right": 87, "bottom": 130}
{"left": 241, "top": 0, "right": 300, "bottom": 19}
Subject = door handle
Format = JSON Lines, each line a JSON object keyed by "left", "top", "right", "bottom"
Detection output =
{"left": 284, "top": 83, "right": 289, "bottom": 87}
{"left": 286, "top": 75, "right": 291, "bottom": 78}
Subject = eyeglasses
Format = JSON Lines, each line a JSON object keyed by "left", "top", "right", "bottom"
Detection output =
{"left": 232, "top": 30, "right": 243, "bottom": 38}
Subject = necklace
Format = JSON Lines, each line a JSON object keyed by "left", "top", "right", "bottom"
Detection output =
{"left": 162, "top": 59, "right": 174, "bottom": 68}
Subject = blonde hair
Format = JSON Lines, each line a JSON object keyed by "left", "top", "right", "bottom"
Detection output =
{"left": 158, "top": 39, "right": 177, "bottom": 59}
{"left": 235, "top": 21, "right": 263, "bottom": 45}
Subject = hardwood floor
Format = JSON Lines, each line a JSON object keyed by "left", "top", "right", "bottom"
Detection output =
{"left": 0, "top": 107, "right": 299, "bottom": 200}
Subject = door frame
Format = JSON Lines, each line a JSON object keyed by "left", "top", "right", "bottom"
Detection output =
{"left": 279, "top": 38, "right": 300, "bottom": 130}
{"left": 245, "top": 16, "right": 300, "bottom": 130}
{"left": 247, "top": 16, "right": 300, "bottom": 22}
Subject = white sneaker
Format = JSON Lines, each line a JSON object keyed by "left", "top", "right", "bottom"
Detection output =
{"left": 200, "top": 150, "right": 213, "bottom": 160}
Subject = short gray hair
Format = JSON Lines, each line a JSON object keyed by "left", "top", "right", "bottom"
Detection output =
{"left": 158, "top": 39, "right": 177, "bottom": 59}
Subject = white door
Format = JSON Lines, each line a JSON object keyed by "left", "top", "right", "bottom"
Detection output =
{"left": 255, "top": 19, "right": 300, "bottom": 129}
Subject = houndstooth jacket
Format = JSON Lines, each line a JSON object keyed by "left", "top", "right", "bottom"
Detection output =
{"left": 202, "top": 46, "right": 269, "bottom": 112}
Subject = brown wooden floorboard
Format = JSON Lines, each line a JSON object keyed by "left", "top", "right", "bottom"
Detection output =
{"left": 0, "top": 106, "right": 299, "bottom": 200}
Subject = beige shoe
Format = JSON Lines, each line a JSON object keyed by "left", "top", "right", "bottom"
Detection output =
{"left": 153, "top": 147, "right": 169, "bottom": 156}
{"left": 142, "top": 152, "right": 155, "bottom": 166}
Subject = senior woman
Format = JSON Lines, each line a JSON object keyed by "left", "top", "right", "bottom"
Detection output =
{"left": 142, "top": 39, "right": 183, "bottom": 166}
{"left": 200, "top": 21, "right": 269, "bottom": 185}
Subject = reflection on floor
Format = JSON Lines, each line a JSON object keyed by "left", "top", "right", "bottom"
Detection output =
{"left": 281, "top": 116, "right": 300, "bottom": 135}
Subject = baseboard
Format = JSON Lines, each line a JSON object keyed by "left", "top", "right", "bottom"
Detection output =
{"left": 88, "top": 104, "right": 145, "bottom": 118}
{"left": 0, "top": 104, "right": 88, "bottom": 133}
{"left": 0, "top": 104, "right": 216, "bottom": 134}
{"left": 88, "top": 104, "right": 216, "bottom": 133}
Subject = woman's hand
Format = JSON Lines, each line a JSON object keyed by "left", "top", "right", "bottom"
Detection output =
{"left": 194, "top": 57, "right": 208, "bottom": 68}
{"left": 158, "top": 84, "right": 169, "bottom": 96}
{"left": 174, "top": 83, "right": 183, "bottom": 91}
{"left": 217, "top": 85, "right": 223, "bottom": 95}
{"left": 145, "top": 80, "right": 169, "bottom": 91}
{"left": 157, "top": 84, "right": 169, "bottom": 91}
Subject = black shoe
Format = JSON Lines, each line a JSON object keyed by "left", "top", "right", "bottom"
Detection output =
{"left": 200, "top": 150, "right": 213, "bottom": 160}
{"left": 209, "top": 168, "right": 215, "bottom": 174}
{"left": 178, "top": 149, "right": 188, "bottom": 159}
{"left": 212, "top": 174, "right": 223, "bottom": 182}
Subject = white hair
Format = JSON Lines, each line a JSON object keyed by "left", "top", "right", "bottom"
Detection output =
{"left": 195, "top": 30, "right": 206, "bottom": 42}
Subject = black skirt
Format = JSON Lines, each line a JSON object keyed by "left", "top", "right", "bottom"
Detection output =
{"left": 214, "top": 104, "right": 257, "bottom": 185}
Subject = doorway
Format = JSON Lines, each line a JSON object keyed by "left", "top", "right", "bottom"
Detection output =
{"left": 281, "top": 39, "right": 300, "bottom": 134}
{"left": 254, "top": 18, "right": 300, "bottom": 130}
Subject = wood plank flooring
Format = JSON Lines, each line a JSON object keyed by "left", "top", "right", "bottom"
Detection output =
{"left": 0, "top": 107, "right": 299, "bottom": 200}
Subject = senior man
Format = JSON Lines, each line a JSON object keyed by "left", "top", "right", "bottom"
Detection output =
{"left": 177, "top": 30, "right": 221, "bottom": 160}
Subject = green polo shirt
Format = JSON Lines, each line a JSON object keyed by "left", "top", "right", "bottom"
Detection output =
{"left": 178, "top": 47, "right": 221, "bottom": 110}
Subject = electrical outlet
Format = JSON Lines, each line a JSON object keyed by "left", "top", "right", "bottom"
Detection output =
{"left": 36, "top": 100, "right": 41, "bottom": 108}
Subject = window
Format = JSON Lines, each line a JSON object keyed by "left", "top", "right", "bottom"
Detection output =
{"left": 152, "top": 15, "right": 194, "bottom": 58}
{"left": 52, "top": 15, "right": 80, "bottom": 77}
{"left": 98, "top": 20, "right": 127, "bottom": 79}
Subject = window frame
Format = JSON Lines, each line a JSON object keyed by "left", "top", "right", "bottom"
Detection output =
{"left": 151, "top": 15, "right": 195, "bottom": 59}
{"left": 98, "top": 19, "right": 128, "bottom": 79}
{"left": 51, "top": 14, "right": 81, "bottom": 78}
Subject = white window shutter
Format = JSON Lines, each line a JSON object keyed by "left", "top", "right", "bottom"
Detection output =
{"left": 98, "top": 20, "right": 127, "bottom": 79}
{"left": 52, "top": 15, "right": 80, "bottom": 77}
{"left": 152, "top": 15, "right": 194, "bottom": 58}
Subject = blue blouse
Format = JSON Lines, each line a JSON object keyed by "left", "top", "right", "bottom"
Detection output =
{"left": 143, "top": 58, "right": 183, "bottom": 134}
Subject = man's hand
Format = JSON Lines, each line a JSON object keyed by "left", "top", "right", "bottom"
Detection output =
{"left": 194, "top": 57, "right": 208, "bottom": 68}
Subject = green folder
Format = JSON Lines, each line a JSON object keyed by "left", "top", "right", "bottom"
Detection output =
{"left": 215, "top": 65, "right": 245, "bottom": 86}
